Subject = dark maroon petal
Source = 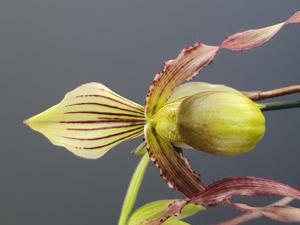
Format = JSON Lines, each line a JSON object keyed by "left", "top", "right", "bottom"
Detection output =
{"left": 153, "top": 176, "right": 300, "bottom": 224}
{"left": 145, "top": 11, "right": 300, "bottom": 118}
{"left": 145, "top": 125, "right": 205, "bottom": 198}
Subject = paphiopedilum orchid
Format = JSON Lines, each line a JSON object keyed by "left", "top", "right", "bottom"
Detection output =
{"left": 26, "top": 11, "right": 300, "bottom": 224}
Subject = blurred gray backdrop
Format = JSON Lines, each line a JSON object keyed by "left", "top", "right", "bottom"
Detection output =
{"left": 0, "top": 0, "right": 299, "bottom": 224}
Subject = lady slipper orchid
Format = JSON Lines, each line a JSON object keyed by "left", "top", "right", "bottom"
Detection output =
{"left": 26, "top": 10, "right": 300, "bottom": 223}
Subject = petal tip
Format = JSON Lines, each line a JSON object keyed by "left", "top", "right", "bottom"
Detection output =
{"left": 23, "top": 118, "right": 29, "bottom": 126}
{"left": 23, "top": 111, "right": 49, "bottom": 133}
{"left": 23, "top": 115, "right": 38, "bottom": 130}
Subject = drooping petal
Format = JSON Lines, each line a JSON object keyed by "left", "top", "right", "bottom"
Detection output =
{"left": 145, "top": 125, "right": 205, "bottom": 198}
{"left": 25, "top": 82, "right": 145, "bottom": 159}
{"left": 154, "top": 176, "right": 300, "bottom": 224}
{"left": 258, "top": 206, "right": 300, "bottom": 223}
{"left": 128, "top": 199, "right": 204, "bottom": 225}
{"left": 145, "top": 11, "right": 300, "bottom": 118}
{"left": 231, "top": 203, "right": 300, "bottom": 224}
{"left": 214, "top": 197, "right": 293, "bottom": 225}
{"left": 221, "top": 11, "right": 300, "bottom": 51}
{"left": 191, "top": 176, "right": 300, "bottom": 207}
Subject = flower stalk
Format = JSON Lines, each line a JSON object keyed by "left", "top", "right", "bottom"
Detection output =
{"left": 245, "top": 85, "right": 300, "bottom": 101}
{"left": 262, "top": 100, "right": 300, "bottom": 111}
{"left": 118, "top": 153, "right": 150, "bottom": 225}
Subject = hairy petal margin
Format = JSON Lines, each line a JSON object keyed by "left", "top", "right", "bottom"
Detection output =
{"left": 145, "top": 11, "right": 300, "bottom": 118}
{"left": 153, "top": 176, "right": 300, "bottom": 224}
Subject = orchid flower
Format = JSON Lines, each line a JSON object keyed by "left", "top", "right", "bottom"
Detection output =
{"left": 25, "top": 11, "right": 300, "bottom": 224}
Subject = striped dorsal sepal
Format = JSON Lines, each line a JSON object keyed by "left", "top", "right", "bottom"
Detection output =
{"left": 25, "top": 82, "right": 145, "bottom": 159}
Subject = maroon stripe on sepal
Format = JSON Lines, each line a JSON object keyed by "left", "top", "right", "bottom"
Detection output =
{"left": 64, "top": 111, "right": 145, "bottom": 118}
{"left": 67, "top": 122, "right": 145, "bottom": 131}
{"left": 65, "top": 102, "right": 144, "bottom": 115}
{"left": 61, "top": 126, "right": 144, "bottom": 141}
{"left": 80, "top": 128, "right": 144, "bottom": 150}
{"left": 60, "top": 118, "right": 145, "bottom": 124}
{"left": 75, "top": 94, "right": 144, "bottom": 112}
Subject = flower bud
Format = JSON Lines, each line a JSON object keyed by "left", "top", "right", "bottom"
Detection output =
{"left": 177, "top": 91, "right": 265, "bottom": 156}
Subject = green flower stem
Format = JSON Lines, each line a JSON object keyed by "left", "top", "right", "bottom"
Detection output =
{"left": 262, "top": 100, "right": 300, "bottom": 111}
{"left": 118, "top": 153, "right": 150, "bottom": 225}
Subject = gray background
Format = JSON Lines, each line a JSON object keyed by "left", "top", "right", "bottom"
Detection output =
{"left": 0, "top": 0, "right": 299, "bottom": 224}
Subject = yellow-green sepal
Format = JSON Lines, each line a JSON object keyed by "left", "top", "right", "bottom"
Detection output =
{"left": 25, "top": 82, "right": 145, "bottom": 159}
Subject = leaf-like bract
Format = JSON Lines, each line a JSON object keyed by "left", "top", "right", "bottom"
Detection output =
{"left": 128, "top": 199, "right": 204, "bottom": 225}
